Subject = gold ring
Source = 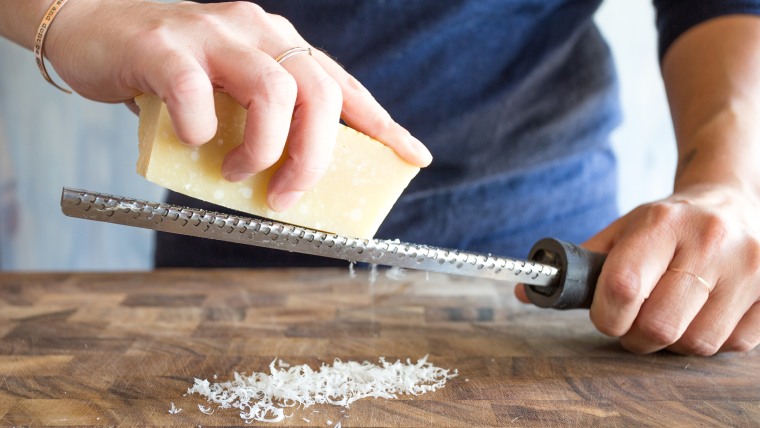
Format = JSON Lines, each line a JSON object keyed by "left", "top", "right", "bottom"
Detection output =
{"left": 668, "top": 268, "right": 712, "bottom": 291}
{"left": 275, "top": 47, "right": 313, "bottom": 64}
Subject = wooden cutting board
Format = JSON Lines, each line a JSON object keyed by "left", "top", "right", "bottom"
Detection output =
{"left": 0, "top": 268, "right": 758, "bottom": 426}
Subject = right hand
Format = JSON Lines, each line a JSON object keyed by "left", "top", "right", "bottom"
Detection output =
{"left": 45, "top": 0, "right": 432, "bottom": 211}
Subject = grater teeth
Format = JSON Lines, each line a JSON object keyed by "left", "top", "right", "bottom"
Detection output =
{"left": 60, "top": 187, "right": 559, "bottom": 286}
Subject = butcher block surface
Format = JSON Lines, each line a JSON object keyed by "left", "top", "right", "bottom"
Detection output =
{"left": 0, "top": 268, "right": 758, "bottom": 427}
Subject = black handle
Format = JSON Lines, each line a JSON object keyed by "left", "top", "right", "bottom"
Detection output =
{"left": 525, "top": 238, "right": 607, "bottom": 310}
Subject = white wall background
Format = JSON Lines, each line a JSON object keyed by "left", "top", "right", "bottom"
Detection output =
{"left": 596, "top": 1, "right": 677, "bottom": 213}
{"left": 0, "top": 1, "right": 676, "bottom": 271}
{"left": 0, "top": 49, "right": 166, "bottom": 271}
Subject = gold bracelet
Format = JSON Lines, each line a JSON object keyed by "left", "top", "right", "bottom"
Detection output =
{"left": 34, "top": 0, "right": 73, "bottom": 94}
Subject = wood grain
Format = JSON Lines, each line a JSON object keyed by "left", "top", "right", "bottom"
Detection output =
{"left": 0, "top": 268, "right": 758, "bottom": 427}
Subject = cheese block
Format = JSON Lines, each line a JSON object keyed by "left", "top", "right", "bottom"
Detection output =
{"left": 135, "top": 93, "right": 419, "bottom": 238}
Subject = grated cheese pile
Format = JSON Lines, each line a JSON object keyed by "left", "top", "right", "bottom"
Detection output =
{"left": 187, "top": 356, "right": 457, "bottom": 423}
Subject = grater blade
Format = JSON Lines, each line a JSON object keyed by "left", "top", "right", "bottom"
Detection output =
{"left": 60, "top": 187, "right": 559, "bottom": 286}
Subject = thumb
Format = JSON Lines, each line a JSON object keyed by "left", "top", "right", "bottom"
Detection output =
{"left": 582, "top": 216, "right": 622, "bottom": 254}
{"left": 514, "top": 283, "right": 531, "bottom": 304}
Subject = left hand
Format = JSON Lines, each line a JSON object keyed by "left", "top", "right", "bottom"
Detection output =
{"left": 516, "top": 184, "right": 760, "bottom": 355}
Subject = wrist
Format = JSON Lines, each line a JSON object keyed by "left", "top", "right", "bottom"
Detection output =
{"left": 673, "top": 107, "right": 760, "bottom": 200}
{"left": 34, "top": 0, "right": 80, "bottom": 93}
{"left": 43, "top": 0, "right": 101, "bottom": 63}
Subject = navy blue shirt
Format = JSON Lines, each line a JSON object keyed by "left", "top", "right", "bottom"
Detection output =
{"left": 156, "top": 1, "right": 760, "bottom": 268}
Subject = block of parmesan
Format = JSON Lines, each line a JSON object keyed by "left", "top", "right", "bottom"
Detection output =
{"left": 135, "top": 93, "right": 419, "bottom": 238}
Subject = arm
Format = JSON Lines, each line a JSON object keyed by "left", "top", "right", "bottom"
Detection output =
{"left": 0, "top": 0, "right": 431, "bottom": 211}
{"left": 0, "top": 1, "right": 51, "bottom": 48}
{"left": 587, "top": 15, "right": 760, "bottom": 355}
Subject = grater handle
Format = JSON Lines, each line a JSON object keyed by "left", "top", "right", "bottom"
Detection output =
{"left": 525, "top": 238, "right": 607, "bottom": 310}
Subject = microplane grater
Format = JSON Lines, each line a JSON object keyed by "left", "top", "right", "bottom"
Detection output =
{"left": 60, "top": 187, "right": 606, "bottom": 309}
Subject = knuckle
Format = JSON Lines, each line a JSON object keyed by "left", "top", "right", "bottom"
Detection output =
{"left": 129, "top": 25, "right": 178, "bottom": 61}
{"left": 222, "top": 1, "right": 266, "bottom": 20}
{"left": 643, "top": 202, "right": 684, "bottom": 236}
{"left": 696, "top": 214, "right": 729, "bottom": 256}
{"left": 680, "top": 336, "right": 722, "bottom": 356}
{"left": 345, "top": 74, "right": 369, "bottom": 93}
{"left": 604, "top": 269, "right": 646, "bottom": 305}
{"left": 311, "top": 76, "right": 343, "bottom": 107}
{"left": 257, "top": 69, "right": 298, "bottom": 106}
{"left": 341, "top": 73, "right": 374, "bottom": 100}
{"left": 136, "top": 24, "right": 173, "bottom": 48}
{"left": 590, "top": 315, "right": 626, "bottom": 338}
{"left": 637, "top": 316, "right": 683, "bottom": 347}
{"left": 268, "top": 13, "right": 298, "bottom": 35}
{"left": 348, "top": 100, "right": 396, "bottom": 137}
{"left": 725, "top": 337, "right": 759, "bottom": 353}
{"left": 646, "top": 201, "right": 681, "bottom": 224}
{"left": 239, "top": 144, "right": 281, "bottom": 173}
{"left": 287, "top": 154, "right": 330, "bottom": 186}
{"left": 218, "top": 2, "right": 278, "bottom": 44}
{"left": 367, "top": 107, "right": 396, "bottom": 133}
{"left": 220, "top": 3, "right": 295, "bottom": 46}
{"left": 185, "top": 10, "right": 227, "bottom": 33}
{"left": 167, "top": 69, "right": 210, "bottom": 104}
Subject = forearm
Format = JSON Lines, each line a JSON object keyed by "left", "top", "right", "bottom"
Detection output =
{"left": 576, "top": 13, "right": 760, "bottom": 356}
{"left": 0, "top": 1, "right": 63, "bottom": 49}
{"left": 662, "top": 15, "right": 760, "bottom": 197}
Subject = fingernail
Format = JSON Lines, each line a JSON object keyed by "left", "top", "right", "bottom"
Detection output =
{"left": 224, "top": 172, "right": 253, "bottom": 182}
{"left": 269, "top": 190, "right": 304, "bottom": 212}
{"left": 407, "top": 135, "right": 433, "bottom": 166}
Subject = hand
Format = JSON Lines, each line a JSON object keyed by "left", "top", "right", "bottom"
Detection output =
{"left": 516, "top": 184, "right": 760, "bottom": 355}
{"left": 44, "top": 0, "right": 432, "bottom": 211}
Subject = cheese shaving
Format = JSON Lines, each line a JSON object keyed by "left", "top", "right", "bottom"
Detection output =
{"left": 168, "top": 402, "right": 182, "bottom": 414}
{"left": 187, "top": 356, "right": 457, "bottom": 423}
{"left": 386, "top": 267, "right": 406, "bottom": 280}
{"left": 369, "top": 264, "right": 379, "bottom": 284}
{"left": 348, "top": 262, "right": 357, "bottom": 278}
{"left": 198, "top": 404, "right": 214, "bottom": 415}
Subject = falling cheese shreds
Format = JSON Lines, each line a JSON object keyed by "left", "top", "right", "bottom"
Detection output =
{"left": 168, "top": 402, "right": 182, "bottom": 414}
{"left": 187, "top": 356, "right": 457, "bottom": 423}
{"left": 386, "top": 267, "right": 407, "bottom": 280}
{"left": 369, "top": 264, "right": 379, "bottom": 284}
{"left": 198, "top": 404, "right": 214, "bottom": 415}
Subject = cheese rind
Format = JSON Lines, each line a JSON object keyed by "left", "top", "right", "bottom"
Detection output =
{"left": 135, "top": 93, "right": 419, "bottom": 238}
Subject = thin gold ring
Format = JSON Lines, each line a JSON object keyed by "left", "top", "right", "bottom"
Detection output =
{"left": 275, "top": 47, "right": 313, "bottom": 64}
{"left": 668, "top": 268, "right": 712, "bottom": 291}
